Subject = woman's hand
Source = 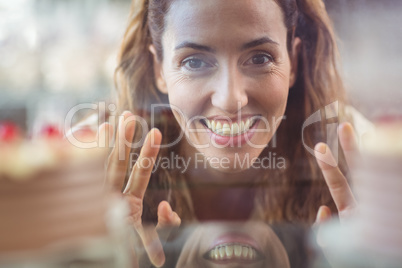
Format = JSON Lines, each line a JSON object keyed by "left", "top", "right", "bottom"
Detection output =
{"left": 98, "top": 111, "right": 181, "bottom": 267}
{"left": 314, "top": 122, "right": 358, "bottom": 224}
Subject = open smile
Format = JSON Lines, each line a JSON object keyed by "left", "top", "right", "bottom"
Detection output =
{"left": 200, "top": 116, "right": 260, "bottom": 137}
{"left": 203, "top": 232, "right": 265, "bottom": 265}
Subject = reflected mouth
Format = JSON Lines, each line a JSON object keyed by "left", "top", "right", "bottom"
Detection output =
{"left": 200, "top": 116, "right": 260, "bottom": 137}
{"left": 203, "top": 243, "right": 264, "bottom": 264}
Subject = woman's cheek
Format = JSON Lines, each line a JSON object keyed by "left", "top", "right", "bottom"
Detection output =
{"left": 248, "top": 90, "right": 284, "bottom": 121}
{"left": 260, "top": 75, "right": 290, "bottom": 107}
{"left": 167, "top": 76, "right": 207, "bottom": 111}
{"left": 166, "top": 69, "right": 191, "bottom": 91}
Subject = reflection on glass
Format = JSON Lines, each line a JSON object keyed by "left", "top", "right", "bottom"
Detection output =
{"left": 2, "top": 0, "right": 402, "bottom": 267}
{"left": 136, "top": 222, "right": 310, "bottom": 268}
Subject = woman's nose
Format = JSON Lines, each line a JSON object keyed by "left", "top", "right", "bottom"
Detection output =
{"left": 211, "top": 66, "right": 248, "bottom": 114}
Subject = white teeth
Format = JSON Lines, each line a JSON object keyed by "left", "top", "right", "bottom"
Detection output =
{"left": 207, "top": 120, "right": 211, "bottom": 129}
{"left": 219, "top": 247, "right": 225, "bottom": 258}
{"left": 230, "top": 123, "right": 239, "bottom": 135}
{"left": 225, "top": 245, "right": 234, "bottom": 257}
{"left": 242, "top": 246, "right": 248, "bottom": 258}
{"left": 249, "top": 248, "right": 254, "bottom": 259}
{"left": 214, "top": 248, "right": 219, "bottom": 259}
{"left": 211, "top": 120, "right": 216, "bottom": 132}
{"left": 245, "top": 119, "right": 251, "bottom": 130}
{"left": 240, "top": 121, "right": 245, "bottom": 133}
{"left": 222, "top": 123, "right": 230, "bottom": 135}
{"left": 204, "top": 118, "right": 255, "bottom": 136}
{"left": 208, "top": 244, "right": 258, "bottom": 261}
{"left": 215, "top": 122, "right": 222, "bottom": 134}
{"left": 234, "top": 245, "right": 242, "bottom": 257}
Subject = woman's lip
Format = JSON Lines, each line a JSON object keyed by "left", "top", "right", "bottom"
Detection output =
{"left": 205, "top": 114, "right": 261, "bottom": 123}
{"left": 203, "top": 232, "right": 264, "bottom": 263}
{"left": 204, "top": 119, "right": 260, "bottom": 146}
{"left": 210, "top": 232, "right": 261, "bottom": 252}
{"left": 205, "top": 258, "right": 264, "bottom": 265}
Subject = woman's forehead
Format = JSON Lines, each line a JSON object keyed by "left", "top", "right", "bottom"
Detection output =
{"left": 164, "top": 0, "right": 287, "bottom": 50}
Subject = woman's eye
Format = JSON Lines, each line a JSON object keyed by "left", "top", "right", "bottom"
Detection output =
{"left": 246, "top": 54, "right": 272, "bottom": 65}
{"left": 182, "top": 58, "right": 211, "bottom": 70}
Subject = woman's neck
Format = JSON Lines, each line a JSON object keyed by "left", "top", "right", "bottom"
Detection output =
{"left": 188, "top": 182, "right": 257, "bottom": 221}
{"left": 179, "top": 139, "right": 262, "bottom": 184}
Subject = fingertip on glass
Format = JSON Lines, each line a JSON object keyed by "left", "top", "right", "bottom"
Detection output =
{"left": 314, "top": 142, "right": 327, "bottom": 155}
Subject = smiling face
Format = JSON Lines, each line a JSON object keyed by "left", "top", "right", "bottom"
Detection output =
{"left": 151, "top": 0, "right": 299, "bottom": 172}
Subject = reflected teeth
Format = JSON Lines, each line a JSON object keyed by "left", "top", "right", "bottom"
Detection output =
{"left": 205, "top": 118, "right": 255, "bottom": 136}
{"left": 208, "top": 244, "right": 258, "bottom": 261}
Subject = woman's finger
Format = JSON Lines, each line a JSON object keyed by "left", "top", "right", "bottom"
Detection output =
{"left": 123, "top": 128, "right": 162, "bottom": 198}
{"left": 156, "top": 201, "right": 182, "bottom": 229}
{"left": 155, "top": 201, "right": 181, "bottom": 254}
{"left": 339, "top": 122, "right": 359, "bottom": 169}
{"left": 314, "top": 143, "right": 357, "bottom": 213}
{"left": 107, "top": 111, "right": 136, "bottom": 191}
{"left": 122, "top": 129, "right": 163, "bottom": 266}
{"left": 135, "top": 224, "right": 165, "bottom": 267}
{"left": 315, "top": 205, "right": 332, "bottom": 225}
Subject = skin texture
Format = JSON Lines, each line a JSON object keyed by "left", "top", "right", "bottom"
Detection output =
{"left": 151, "top": 0, "right": 300, "bottom": 177}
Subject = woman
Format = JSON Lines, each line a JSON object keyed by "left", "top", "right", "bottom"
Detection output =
{"left": 97, "top": 0, "right": 359, "bottom": 266}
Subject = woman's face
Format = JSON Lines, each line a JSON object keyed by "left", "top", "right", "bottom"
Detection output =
{"left": 152, "top": 0, "right": 299, "bottom": 172}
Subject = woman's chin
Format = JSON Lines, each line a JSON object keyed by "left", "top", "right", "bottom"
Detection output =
{"left": 208, "top": 164, "right": 253, "bottom": 174}
{"left": 182, "top": 136, "right": 268, "bottom": 174}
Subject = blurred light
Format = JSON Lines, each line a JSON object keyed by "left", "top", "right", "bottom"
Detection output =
{"left": 23, "top": 25, "right": 38, "bottom": 50}
{"left": 0, "top": 0, "right": 33, "bottom": 10}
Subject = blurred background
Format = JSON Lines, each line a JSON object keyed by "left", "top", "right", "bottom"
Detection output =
{"left": 0, "top": 0, "right": 401, "bottom": 134}
{"left": 0, "top": 0, "right": 131, "bottom": 134}
{"left": 326, "top": 0, "right": 402, "bottom": 119}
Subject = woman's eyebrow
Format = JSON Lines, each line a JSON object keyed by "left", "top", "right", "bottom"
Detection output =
{"left": 174, "top": 42, "right": 216, "bottom": 53}
{"left": 174, "top": 36, "right": 278, "bottom": 53}
{"left": 241, "top": 37, "right": 279, "bottom": 51}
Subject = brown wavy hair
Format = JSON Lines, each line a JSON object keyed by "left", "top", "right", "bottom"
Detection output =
{"left": 114, "top": 0, "right": 349, "bottom": 224}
